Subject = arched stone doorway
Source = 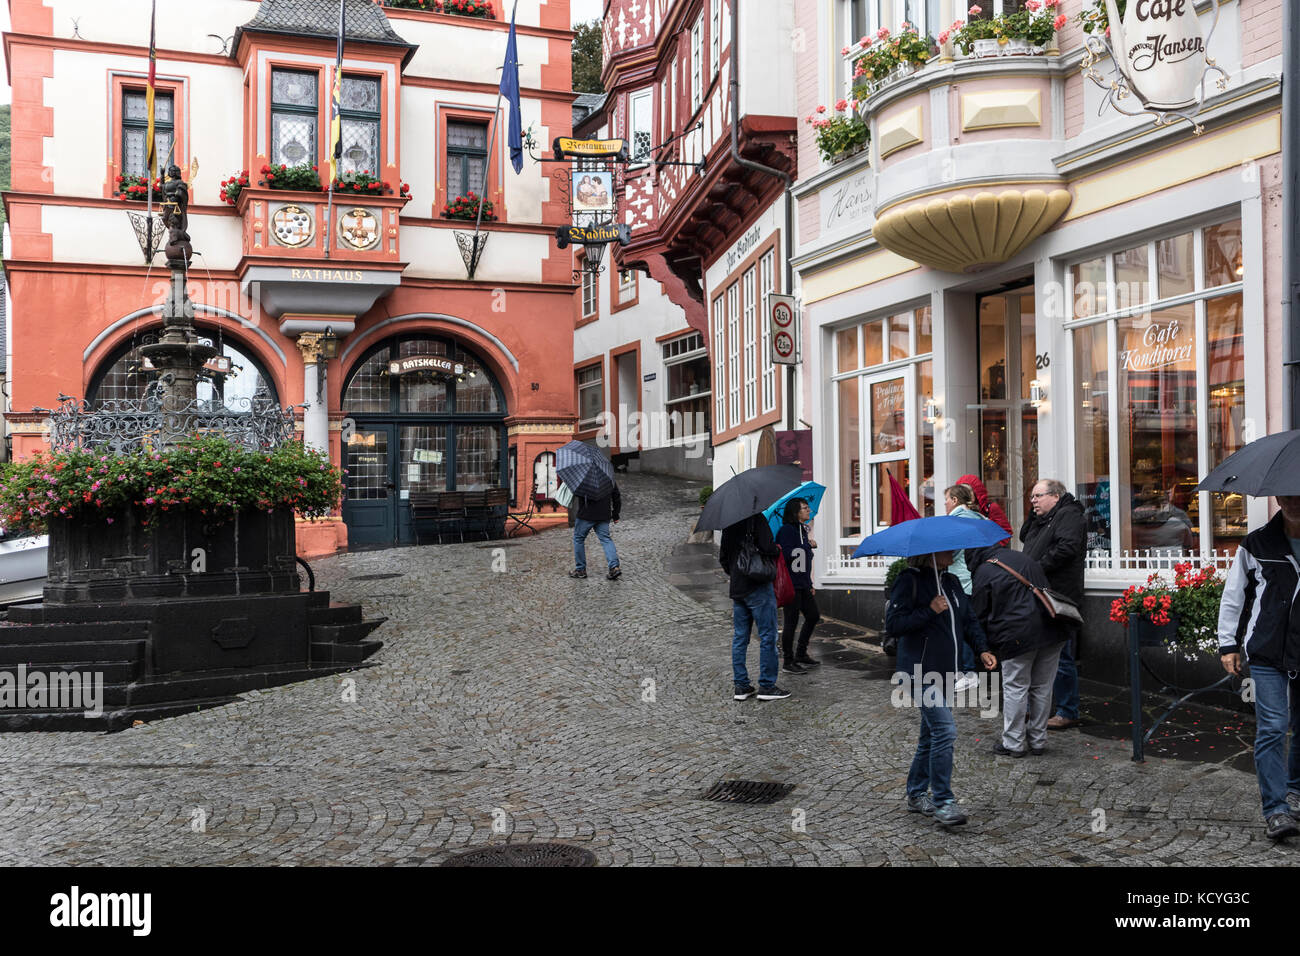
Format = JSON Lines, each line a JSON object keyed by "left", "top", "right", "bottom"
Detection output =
{"left": 340, "top": 333, "right": 508, "bottom": 547}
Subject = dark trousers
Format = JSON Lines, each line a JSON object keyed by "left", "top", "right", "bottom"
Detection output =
{"left": 781, "top": 588, "right": 821, "bottom": 662}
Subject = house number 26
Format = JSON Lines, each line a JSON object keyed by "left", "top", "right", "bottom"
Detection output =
{"left": 1035, "top": 353, "right": 1051, "bottom": 370}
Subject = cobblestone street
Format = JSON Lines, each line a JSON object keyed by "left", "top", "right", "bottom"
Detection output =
{"left": 0, "top": 473, "right": 1284, "bottom": 866}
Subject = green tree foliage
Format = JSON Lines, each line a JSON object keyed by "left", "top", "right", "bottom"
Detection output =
{"left": 572, "top": 19, "right": 604, "bottom": 94}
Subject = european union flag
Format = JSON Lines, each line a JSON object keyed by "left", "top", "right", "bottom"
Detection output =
{"left": 500, "top": 7, "right": 523, "bottom": 174}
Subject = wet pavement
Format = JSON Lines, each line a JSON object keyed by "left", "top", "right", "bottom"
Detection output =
{"left": 0, "top": 471, "right": 1285, "bottom": 865}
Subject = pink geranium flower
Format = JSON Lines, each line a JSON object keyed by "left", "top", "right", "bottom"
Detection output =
{"left": 815, "top": 104, "right": 826, "bottom": 113}
{"left": 969, "top": 4, "right": 982, "bottom": 15}
{"left": 834, "top": 98, "right": 847, "bottom": 111}
{"left": 876, "top": 27, "right": 890, "bottom": 40}
{"left": 1054, "top": 13, "right": 1067, "bottom": 28}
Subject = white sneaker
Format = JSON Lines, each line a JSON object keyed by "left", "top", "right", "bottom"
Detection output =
{"left": 953, "top": 672, "right": 979, "bottom": 694}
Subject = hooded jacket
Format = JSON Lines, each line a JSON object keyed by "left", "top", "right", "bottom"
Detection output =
{"left": 1217, "top": 512, "right": 1300, "bottom": 671}
{"left": 955, "top": 474, "right": 1013, "bottom": 537}
{"left": 945, "top": 503, "right": 985, "bottom": 594}
{"left": 1019, "top": 492, "right": 1088, "bottom": 606}
{"left": 968, "top": 544, "right": 1067, "bottom": 658}
{"left": 574, "top": 484, "right": 621, "bottom": 523}
{"left": 719, "top": 513, "right": 781, "bottom": 600}
{"left": 886, "top": 565, "right": 988, "bottom": 678}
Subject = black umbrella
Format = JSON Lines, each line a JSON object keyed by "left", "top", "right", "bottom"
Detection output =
{"left": 1197, "top": 430, "right": 1300, "bottom": 496}
{"left": 695, "top": 465, "right": 803, "bottom": 532}
{"left": 555, "top": 440, "right": 615, "bottom": 498}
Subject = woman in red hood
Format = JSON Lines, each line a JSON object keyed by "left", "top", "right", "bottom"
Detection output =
{"left": 955, "top": 474, "right": 1013, "bottom": 538}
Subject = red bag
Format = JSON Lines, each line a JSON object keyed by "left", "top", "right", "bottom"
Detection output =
{"left": 775, "top": 551, "right": 795, "bottom": 607}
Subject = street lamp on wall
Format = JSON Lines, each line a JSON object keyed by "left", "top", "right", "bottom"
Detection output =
{"left": 1030, "top": 380, "right": 1047, "bottom": 408}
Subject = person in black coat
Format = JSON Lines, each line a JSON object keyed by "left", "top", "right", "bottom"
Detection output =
{"left": 969, "top": 543, "right": 1068, "bottom": 756}
{"left": 775, "top": 497, "right": 821, "bottom": 673}
{"left": 886, "top": 552, "right": 995, "bottom": 827}
{"left": 719, "top": 513, "right": 788, "bottom": 701}
{"left": 1019, "top": 478, "right": 1087, "bottom": 729}
{"left": 569, "top": 483, "right": 621, "bottom": 580}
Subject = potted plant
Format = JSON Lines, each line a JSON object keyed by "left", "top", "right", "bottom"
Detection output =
{"left": 1108, "top": 562, "right": 1226, "bottom": 657}
{"left": 441, "top": 0, "right": 496, "bottom": 18}
{"left": 259, "top": 163, "right": 323, "bottom": 192}
{"left": 113, "top": 173, "right": 163, "bottom": 201}
{"left": 1077, "top": 0, "right": 1121, "bottom": 38}
{"left": 331, "top": 170, "right": 397, "bottom": 196}
{"left": 699, "top": 486, "right": 712, "bottom": 508}
{"left": 218, "top": 170, "right": 250, "bottom": 207}
{"left": 949, "top": 1, "right": 1066, "bottom": 58}
{"left": 852, "top": 24, "right": 936, "bottom": 94}
{"left": 806, "top": 100, "right": 869, "bottom": 164}
{"left": 442, "top": 191, "right": 496, "bottom": 221}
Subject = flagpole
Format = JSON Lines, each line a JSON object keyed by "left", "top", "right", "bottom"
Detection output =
{"left": 470, "top": 0, "right": 519, "bottom": 279}
{"left": 325, "top": 0, "right": 345, "bottom": 260}
{"left": 144, "top": 0, "right": 157, "bottom": 263}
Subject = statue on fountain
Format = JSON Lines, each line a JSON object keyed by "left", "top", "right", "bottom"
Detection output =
{"left": 160, "top": 163, "right": 192, "bottom": 265}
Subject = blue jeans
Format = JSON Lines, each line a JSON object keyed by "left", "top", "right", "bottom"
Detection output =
{"left": 573, "top": 519, "right": 618, "bottom": 573}
{"left": 907, "top": 701, "right": 957, "bottom": 806}
{"left": 1053, "top": 637, "right": 1080, "bottom": 720}
{"left": 1249, "top": 663, "right": 1300, "bottom": 819}
{"left": 732, "top": 584, "right": 779, "bottom": 689}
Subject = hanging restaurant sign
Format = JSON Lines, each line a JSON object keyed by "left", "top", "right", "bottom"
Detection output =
{"left": 554, "top": 222, "right": 632, "bottom": 249}
{"left": 552, "top": 137, "right": 628, "bottom": 161}
{"left": 1080, "top": 0, "right": 1230, "bottom": 132}
{"left": 388, "top": 356, "right": 464, "bottom": 376}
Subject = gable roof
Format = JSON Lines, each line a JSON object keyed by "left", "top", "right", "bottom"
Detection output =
{"left": 236, "top": 0, "right": 417, "bottom": 66}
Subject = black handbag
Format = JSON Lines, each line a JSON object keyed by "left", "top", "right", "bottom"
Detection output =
{"left": 734, "top": 527, "right": 776, "bottom": 584}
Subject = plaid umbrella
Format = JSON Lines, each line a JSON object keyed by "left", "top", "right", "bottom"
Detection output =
{"left": 555, "top": 440, "right": 615, "bottom": 498}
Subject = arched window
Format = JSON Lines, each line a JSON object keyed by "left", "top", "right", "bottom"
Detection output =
{"left": 89, "top": 327, "right": 279, "bottom": 410}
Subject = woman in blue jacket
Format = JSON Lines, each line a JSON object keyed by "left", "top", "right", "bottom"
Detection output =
{"left": 886, "top": 551, "right": 996, "bottom": 827}
{"left": 776, "top": 497, "right": 821, "bottom": 673}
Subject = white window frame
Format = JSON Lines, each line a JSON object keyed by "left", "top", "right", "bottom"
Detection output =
{"left": 663, "top": 332, "right": 711, "bottom": 438}
{"left": 760, "top": 249, "right": 777, "bottom": 414}
{"left": 710, "top": 0, "right": 721, "bottom": 78}
{"left": 727, "top": 283, "right": 741, "bottom": 427}
{"left": 690, "top": 16, "right": 703, "bottom": 114}
{"left": 581, "top": 265, "right": 598, "bottom": 318}
{"left": 743, "top": 266, "right": 757, "bottom": 421}
{"left": 713, "top": 296, "right": 728, "bottom": 433}
{"left": 670, "top": 56, "right": 678, "bottom": 137}
{"left": 1064, "top": 215, "right": 1249, "bottom": 573}
{"left": 577, "top": 364, "right": 604, "bottom": 429}
{"left": 629, "top": 88, "right": 653, "bottom": 166}
{"left": 618, "top": 268, "right": 637, "bottom": 303}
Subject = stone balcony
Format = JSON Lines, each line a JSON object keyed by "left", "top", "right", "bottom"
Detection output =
{"left": 856, "top": 51, "right": 1073, "bottom": 274}
{"left": 235, "top": 186, "right": 409, "bottom": 333}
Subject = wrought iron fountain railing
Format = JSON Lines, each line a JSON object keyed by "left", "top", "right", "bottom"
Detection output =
{"left": 39, "top": 383, "right": 299, "bottom": 454}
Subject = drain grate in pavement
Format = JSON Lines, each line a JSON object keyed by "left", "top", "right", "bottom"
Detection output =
{"left": 440, "top": 843, "right": 597, "bottom": 867}
{"left": 351, "top": 573, "right": 405, "bottom": 581}
{"left": 700, "top": 779, "right": 796, "bottom": 805}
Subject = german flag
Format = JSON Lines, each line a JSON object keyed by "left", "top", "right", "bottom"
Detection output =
{"left": 146, "top": 0, "right": 158, "bottom": 179}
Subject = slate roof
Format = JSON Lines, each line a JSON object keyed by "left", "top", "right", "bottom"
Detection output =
{"left": 236, "top": 0, "right": 417, "bottom": 65}
{"left": 572, "top": 92, "right": 607, "bottom": 135}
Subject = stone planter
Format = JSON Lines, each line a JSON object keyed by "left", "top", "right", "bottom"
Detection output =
{"left": 970, "top": 37, "right": 1044, "bottom": 57}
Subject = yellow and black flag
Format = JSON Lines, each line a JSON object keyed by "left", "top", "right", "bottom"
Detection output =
{"left": 328, "top": 0, "right": 345, "bottom": 184}
{"left": 146, "top": 0, "right": 158, "bottom": 179}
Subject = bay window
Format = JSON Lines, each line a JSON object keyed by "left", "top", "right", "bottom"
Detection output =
{"left": 339, "top": 75, "right": 381, "bottom": 176}
{"left": 1067, "top": 217, "right": 1247, "bottom": 564}
{"left": 271, "top": 68, "right": 318, "bottom": 168}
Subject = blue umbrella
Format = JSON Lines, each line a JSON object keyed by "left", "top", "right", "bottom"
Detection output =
{"left": 555, "top": 440, "right": 615, "bottom": 498}
{"left": 852, "top": 514, "right": 1009, "bottom": 558}
{"left": 762, "top": 481, "right": 827, "bottom": 538}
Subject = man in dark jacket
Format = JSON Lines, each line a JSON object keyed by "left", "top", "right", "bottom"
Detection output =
{"left": 1219, "top": 496, "right": 1300, "bottom": 840}
{"left": 970, "top": 543, "right": 1068, "bottom": 756}
{"left": 1019, "top": 478, "right": 1087, "bottom": 729}
{"left": 719, "top": 513, "right": 788, "bottom": 701}
{"left": 569, "top": 483, "right": 621, "bottom": 580}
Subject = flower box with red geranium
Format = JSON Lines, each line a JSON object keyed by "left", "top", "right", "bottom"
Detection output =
{"left": 441, "top": 0, "right": 495, "bottom": 18}
{"left": 114, "top": 173, "right": 163, "bottom": 201}
{"left": 259, "top": 163, "right": 323, "bottom": 192}
{"left": 1109, "top": 563, "right": 1226, "bottom": 658}
{"left": 442, "top": 192, "right": 496, "bottom": 221}
{"left": 947, "top": 1, "right": 1066, "bottom": 57}
{"left": 331, "top": 170, "right": 396, "bottom": 196}
{"left": 218, "top": 170, "right": 251, "bottom": 207}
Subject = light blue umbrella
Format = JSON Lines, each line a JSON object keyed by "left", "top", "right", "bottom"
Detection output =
{"left": 762, "top": 481, "right": 827, "bottom": 538}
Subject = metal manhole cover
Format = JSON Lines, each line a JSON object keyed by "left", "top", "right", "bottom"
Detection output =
{"left": 700, "top": 780, "right": 796, "bottom": 805}
{"left": 440, "top": 843, "right": 597, "bottom": 867}
{"left": 351, "top": 573, "right": 405, "bottom": 581}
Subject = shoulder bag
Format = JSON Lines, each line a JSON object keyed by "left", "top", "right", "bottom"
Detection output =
{"left": 987, "top": 558, "right": 1084, "bottom": 625}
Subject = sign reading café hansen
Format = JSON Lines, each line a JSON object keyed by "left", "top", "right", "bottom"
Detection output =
{"left": 1086, "top": 0, "right": 1229, "bottom": 121}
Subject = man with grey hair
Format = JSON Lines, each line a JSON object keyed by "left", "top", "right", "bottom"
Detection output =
{"left": 1020, "top": 477, "right": 1088, "bottom": 730}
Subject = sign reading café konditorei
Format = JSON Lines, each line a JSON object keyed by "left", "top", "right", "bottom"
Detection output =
{"left": 554, "top": 222, "right": 632, "bottom": 249}
{"left": 388, "top": 356, "right": 464, "bottom": 376}
{"left": 1081, "top": 0, "right": 1230, "bottom": 131}
{"left": 552, "top": 137, "right": 629, "bottom": 162}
